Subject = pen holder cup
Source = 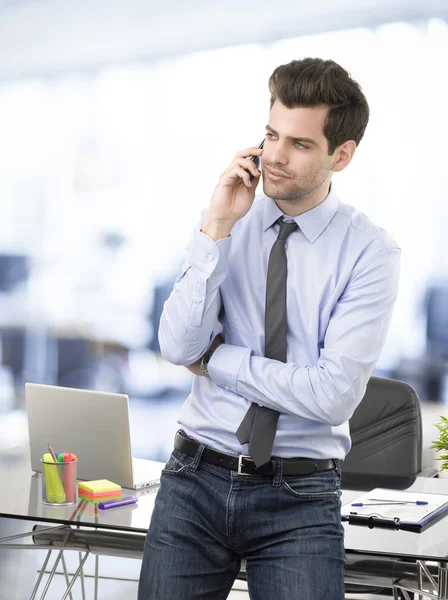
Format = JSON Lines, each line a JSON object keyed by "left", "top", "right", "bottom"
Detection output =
{"left": 41, "top": 458, "right": 78, "bottom": 506}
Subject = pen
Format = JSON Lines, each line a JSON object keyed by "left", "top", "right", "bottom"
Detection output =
{"left": 47, "top": 444, "right": 58, "bottom": 463}
{"left": 351, "top": 500, "right": 429, "bottom": 507}
{"left": 368, "top": 498, "right": 428, "bottom": 504}
{"left": 98, "top": 496, "right": 138, "bottom": 510}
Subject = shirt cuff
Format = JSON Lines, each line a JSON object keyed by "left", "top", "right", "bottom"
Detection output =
{"left": 208, "top": 343, "right": 251, "bottom": 394}
{"left": 187, "top": 227, "right": 232, "bottom": 278}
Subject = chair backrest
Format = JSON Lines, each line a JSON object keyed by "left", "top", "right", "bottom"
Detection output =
{"left": 341, "top": 376, "right": 423, "bottom": 490}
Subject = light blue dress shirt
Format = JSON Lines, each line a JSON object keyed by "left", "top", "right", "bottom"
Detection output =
{"left": 159, "top": 186, "right": 401, "bottom": 459}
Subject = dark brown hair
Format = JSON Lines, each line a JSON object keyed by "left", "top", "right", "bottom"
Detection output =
{"left": 268, "top": 58, "right": 369, "bottom": 154}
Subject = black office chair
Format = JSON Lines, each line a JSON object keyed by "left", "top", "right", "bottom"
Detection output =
{"left": 342, "top": 376, "right": 437, "bottom": 598}
{"left": 342, "top": 376, "right": 437, "bottom": 491}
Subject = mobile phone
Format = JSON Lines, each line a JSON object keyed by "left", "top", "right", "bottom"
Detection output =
{"left": 247, "top": 139, "right": 265, "bottom": 181}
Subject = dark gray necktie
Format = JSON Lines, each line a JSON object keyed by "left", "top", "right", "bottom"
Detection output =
{"left": 236, "top": 218, "right": 298, "bottom": 467}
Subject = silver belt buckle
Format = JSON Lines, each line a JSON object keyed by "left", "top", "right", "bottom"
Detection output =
{"left": 237, "top": 455, "right": 252, "bottom": 475}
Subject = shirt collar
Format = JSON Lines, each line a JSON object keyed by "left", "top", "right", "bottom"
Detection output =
{"left": 262, "top": 184, "right": 339, "bottom": 243}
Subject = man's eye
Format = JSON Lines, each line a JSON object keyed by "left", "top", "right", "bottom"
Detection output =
{"left": 266, "top": 133, "right": 277, "bottom": 140}
{"left": 295, "top": 143, "right": 307, "bottom": 149}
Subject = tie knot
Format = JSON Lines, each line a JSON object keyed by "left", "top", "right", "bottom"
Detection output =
{"left": 277, "top": 218, "right": 298, "bottom": 241}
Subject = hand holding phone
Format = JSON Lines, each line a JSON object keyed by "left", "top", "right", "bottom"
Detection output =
{"left": 201, "top": 140, "right": 264, "bottom": 240}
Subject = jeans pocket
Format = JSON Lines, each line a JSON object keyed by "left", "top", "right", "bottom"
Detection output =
{"left": 281, "top": 470, "right": 341, "bottom": 501}
{"left": 161, "top": 449, "right": 194, "bottom": 476}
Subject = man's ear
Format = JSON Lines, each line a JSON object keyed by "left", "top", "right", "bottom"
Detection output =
{"left": 331, "top": 140, "right": 357, "bottom": 173}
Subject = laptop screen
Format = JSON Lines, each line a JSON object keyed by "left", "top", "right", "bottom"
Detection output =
{"left": 26, "top": 383, "right": 135, "bottom": 488}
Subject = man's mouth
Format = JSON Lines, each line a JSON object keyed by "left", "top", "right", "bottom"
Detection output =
{"left": 265, "top": 168, "right": 290, "bottom": 180}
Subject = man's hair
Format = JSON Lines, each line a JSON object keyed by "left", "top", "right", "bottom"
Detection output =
{"left": 268, "top": 57, "right": 370, "bottom": 155}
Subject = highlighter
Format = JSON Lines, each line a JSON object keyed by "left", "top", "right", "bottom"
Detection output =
{"left": 63, "top": 456, "right": 77, "bottom": 503}
{"left": 56, "top": 452, "right": 77, "bottom": 502}
{"left": 98, "top": 496, "right": 138, "bottom": 510}
{"left": 42, "top": 452, "right": 66, "bottom": 504}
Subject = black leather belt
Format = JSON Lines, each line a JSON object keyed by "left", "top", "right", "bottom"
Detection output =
{"left": 174, "top": 432, "right": 337, "bottom": 476}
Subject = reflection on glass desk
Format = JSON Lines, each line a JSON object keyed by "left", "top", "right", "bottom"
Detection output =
{"left": 2, "top": 458, "right": 448, "bottom": 600}
{"left": 24, "top": 472, "right": 158, "bottom": 532}
{"left": 0, "top": 460, "right": 447, "bottom": 562}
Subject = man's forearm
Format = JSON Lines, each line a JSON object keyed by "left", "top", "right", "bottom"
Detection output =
{"left": 184, "top": 334, "right": 225, "bottom": 376}
{"left": 158, "top": 221, "right": 231, "bottom": 366}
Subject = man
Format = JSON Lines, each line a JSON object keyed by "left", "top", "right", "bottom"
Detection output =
{"left": 138, "top": 57, "right": 400, "bottom": 599}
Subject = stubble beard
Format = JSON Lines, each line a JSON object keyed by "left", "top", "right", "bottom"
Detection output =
{"left": 262, "top": 161, "right": 332, "bottom": 203}
{"left": 263, "top": 179, "right": 311, "bottom": 203}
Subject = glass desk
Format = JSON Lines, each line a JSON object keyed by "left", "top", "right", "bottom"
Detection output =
{"left": 1, "top": 457, "right": 448, "bottom": 599}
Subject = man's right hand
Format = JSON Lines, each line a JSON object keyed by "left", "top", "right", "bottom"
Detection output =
{"left": 201, "top": 146, "right": 263, "bottom": 241}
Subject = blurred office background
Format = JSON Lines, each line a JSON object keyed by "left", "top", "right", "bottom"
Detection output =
{"left": 0, "top": 0, "right": 447, "bottom": 459}
{"left": 1, "top": 1, "right": 448, "bottom": 598}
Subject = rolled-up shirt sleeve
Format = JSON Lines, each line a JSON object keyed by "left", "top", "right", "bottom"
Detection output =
{"left": 158, "top": 219, "right": 232, "bottom": 366}
{"left": 208, "top": 248, "right": 401, "bottom": 426}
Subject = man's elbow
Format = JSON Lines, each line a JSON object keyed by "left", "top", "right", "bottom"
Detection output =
{"left": 158, "top": 326, "right": 193, "bottom": 366}
{"left": 159, "top": 333, "right": 205, "bottom": 366}
{"left": 159, "top": 344, "right": 200, "bottom": 367}
{"left": 317, "top": 394, "right": 357, "bottom": 427}
{"left": 160, "top": 350, "right": 188, "bottom": 366}
{"left": 326, "top": 411, "right": 351, "bottom": 427}
{"left": 313, "top": 366, "right": 365, "bottom": 427}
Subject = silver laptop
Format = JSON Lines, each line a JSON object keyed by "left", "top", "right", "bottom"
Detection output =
{"left": 25, "top": 383, "right": 165, "bottom": 489}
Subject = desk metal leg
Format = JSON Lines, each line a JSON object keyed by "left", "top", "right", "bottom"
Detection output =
{"left": 60, "top": 552, "right": 90, "bottom": 600}
{"left": 418, "top": 564, "right": 424, "bottom": 600}
{"left": 420, "top": 560, "right": 438, "bottom": 591}
{"left": 38, "top": 529, "right": 72, "bottom": 600}
{"left": 79, "top": 552, "right": 87, "bottom": 600}
{"left": 94, "top": 555, "right": 99, "bottom": 600}
{"left": 393, "top": 560, "right": 448, "bottom": 600}
{"left": 60, "top": 554, "right": 74, "bottom": 600}
{"left": 30, "top": 550, "right": 53, "bottom": 600}
{"left": 438, "top": 564, "right": 448, "bottom": 600}
{"left": 0, "top": 524, "right": 91, "bottom": 599}
{"left": 0, "top": 523, "right": 147, "bottom": 600}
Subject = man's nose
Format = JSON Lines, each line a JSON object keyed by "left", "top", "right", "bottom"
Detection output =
{"left": 270, "top": 143, "right": 288, "bottom": 165}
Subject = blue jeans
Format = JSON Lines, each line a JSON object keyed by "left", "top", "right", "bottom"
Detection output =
{"left": 138, "top": 439, "right": 345, "bottom": 599}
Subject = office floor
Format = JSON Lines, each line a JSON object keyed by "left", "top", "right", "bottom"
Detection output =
{"left": 0, "top": 396, "right": 446, "bottom": 600}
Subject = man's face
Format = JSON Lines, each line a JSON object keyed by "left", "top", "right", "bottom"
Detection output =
{"left": 261, "top": 101, "right": 334, "bottom": 202}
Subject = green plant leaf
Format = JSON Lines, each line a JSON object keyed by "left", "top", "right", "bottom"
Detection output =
{"left": 431, "top": 418, "right": 448, "bottom": 467}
